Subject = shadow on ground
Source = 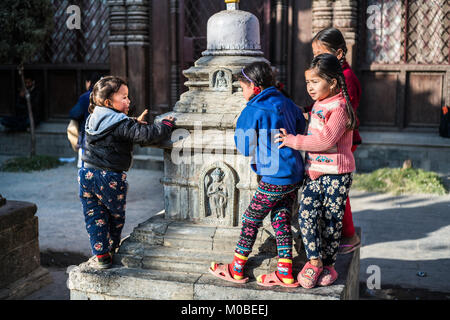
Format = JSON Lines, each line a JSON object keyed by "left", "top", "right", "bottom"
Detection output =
{"left": 40, "top": 250, "right": 89, "bottom": 268}
{"left": 351, "top": 191, "right": 450, "bottom": 297}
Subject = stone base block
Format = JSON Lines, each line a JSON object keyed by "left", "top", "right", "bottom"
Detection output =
{"left": 68, "top": 214, "right": 360, "bottom": 300}
{"left": 0, "top": 267, "right": 52, "bottom": 300}
{"left": 69, "top": 247, "right": 359, "bottom": 300}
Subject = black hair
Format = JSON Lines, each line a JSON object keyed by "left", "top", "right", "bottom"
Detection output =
{"left": 238, "top": 62, "right": 275, "bottom": 88}
{"left": 89, "top": 76, "right": 128, "bottom": 113}
{"left": 312, "top": 27, "right": 348, "bottom": 65}
{"left": 238, "top": 61, "right": 290, "bottom": 98}
{"left": 308, "top": 53, "right": 356, "bottom": 130}
{"left": 85, "top": 72, "right": 102, "bottom": 90}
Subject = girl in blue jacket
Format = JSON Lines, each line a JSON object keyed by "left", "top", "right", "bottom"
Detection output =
{"left": 209, "top": 62, "right": 306, "bottom": 287}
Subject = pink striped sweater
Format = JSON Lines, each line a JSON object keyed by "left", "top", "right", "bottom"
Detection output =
{"left": 284, "top": 92, "right": 355, "bottom": 180}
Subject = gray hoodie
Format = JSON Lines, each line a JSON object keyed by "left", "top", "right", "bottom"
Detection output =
{"left": 82, "top": 106, "right": 173, "bottom": 172}
{"left": 85, "top": 106, "right": 128, "bottom": 137}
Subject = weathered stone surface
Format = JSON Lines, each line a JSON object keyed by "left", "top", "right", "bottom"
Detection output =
{"left": 0, "top": 239, "right": 41, "bottom": 287}
{"left": 0, "top": 201, "right": 40, "bottom": 288}
{"left": 0, "top": 216, "right": 38, "bottom": 255}
{"left": 204, "top": 9, "right": 262, "bottom": 56}
{"left": 194, "top": 274, "right": 344, "bottom": 300}
{"left": 69, "top": 218, "right": 360, "bottom": 300}
{"left": 69, "top": 242, "right": 359, "bottom": 300}
{"left": 69, "top": 259, "right": 199, "bottom": 300}
{"left": 0, "top": 200, "right": 51, "bottom": 298}
{"left": 0, "top": 201, "right": 37, "bottom": 233}
{"left": 0, "top": 267, "right": 52, "bottom": 300}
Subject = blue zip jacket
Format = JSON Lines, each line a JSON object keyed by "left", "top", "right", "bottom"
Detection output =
{"left": 234, "top": 86, "right": 306, "bottom": 185}
{"left": 69, "top": 89, "right": 92, "bottom": 149}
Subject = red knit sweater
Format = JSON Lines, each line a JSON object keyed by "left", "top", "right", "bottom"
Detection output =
{"left": 305, "top": 60, "right": 362, "bottom": 145}
{"left": 284, "top": 92, "right": 355, "bottom": 180}
{"left": 342, "top": 61, "right": 362, "bottom": 145}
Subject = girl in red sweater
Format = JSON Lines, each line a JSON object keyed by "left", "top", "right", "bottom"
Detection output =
{"left": 310, "top": 27, "right": 362, "bottom": 255}
{"left": 275, "top": 53, "right": 356, "bottom": 288}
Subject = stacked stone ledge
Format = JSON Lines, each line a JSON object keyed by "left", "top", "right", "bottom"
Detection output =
{"left": 0, "top": 200, "right": 52, "bottom": 299}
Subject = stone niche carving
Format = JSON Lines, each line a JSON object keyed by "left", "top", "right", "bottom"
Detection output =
{"left": 209, "top": 68, "right": 232, "bottom": 93}
{"left": 199, "top": 161, "right": 238, "bottom": 226}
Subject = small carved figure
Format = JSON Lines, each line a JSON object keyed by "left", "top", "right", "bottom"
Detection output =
{"left": 205, "top": 168, "right": 228, "bottom": 218}
{"left": 214, "top": 70, "right": 228, "bottom": 90}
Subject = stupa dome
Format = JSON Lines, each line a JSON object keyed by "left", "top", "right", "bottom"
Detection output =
{"left": 202, "top": 8, "right": 263, "bottom": 56}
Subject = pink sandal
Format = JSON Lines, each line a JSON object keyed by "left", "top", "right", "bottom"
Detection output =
{"left": 256, "top": 271, "right": 299, "bottom": 288}
{"left": 297, "top": 261, "right": 323, "bottom": 289}
{"left": 317, "top": 266, "right": 338, "bottom": 286}
{"left": 208, "top": 262, "right": 249, "bottom": 284}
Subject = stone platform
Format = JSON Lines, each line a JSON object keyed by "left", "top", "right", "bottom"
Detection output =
{"left": 68, "top": 212, "right": 360, "bottom": 300}
{"left": 0, "top": 200, "right": 52, "bottom": 299}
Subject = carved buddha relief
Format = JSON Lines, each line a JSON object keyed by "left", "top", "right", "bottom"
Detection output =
{"left": 199, "top": 161, "right": 237, "bottom": 226}
{"left": 210, "top": 69, "right": 232, "bottom": 93}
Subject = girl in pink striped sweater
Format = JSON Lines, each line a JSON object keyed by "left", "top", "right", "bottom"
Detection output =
{"left": 275, "top": 53, "right": 356, "bottom": 288}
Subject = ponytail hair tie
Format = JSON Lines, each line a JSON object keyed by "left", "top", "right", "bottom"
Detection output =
{"left": 276, "top": 82, "right": 285, "bottom": 90}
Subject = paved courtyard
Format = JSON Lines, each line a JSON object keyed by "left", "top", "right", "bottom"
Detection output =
{"left": 1, "top": 161, "right": 449, "bottom": 299}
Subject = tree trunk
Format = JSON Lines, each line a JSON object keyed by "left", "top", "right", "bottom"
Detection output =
{"left": 18, "top": 64, "right": 36, "bottom": 157}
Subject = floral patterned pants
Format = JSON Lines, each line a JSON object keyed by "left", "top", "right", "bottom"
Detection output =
{"left": 235, "top": 181, "right": 299, "bottom": 259}
{"left": 78, "top": 167, "right": 128, "bottom": 256}
{"left": 299, "top": 173, "right": 353, "bottom": 266}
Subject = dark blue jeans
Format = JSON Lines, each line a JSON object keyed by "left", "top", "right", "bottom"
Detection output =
{"left": 78, "top": 167, "right": 128, "bottom": 255}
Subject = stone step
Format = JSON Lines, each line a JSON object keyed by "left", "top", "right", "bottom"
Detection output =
{"left": 127, "top": 215, "right": 284, "bottom": 254}
{"left": 118, "top": 214, "right": 306, "bottom": 276}
{"left": 69, "top": 242, "right": 360, "bottom": 300}
{"left": 0, "top": 122, "right": 74, "bottom": 157}
{"left": 115, "top": 242, "right": 277, "bottom": 276}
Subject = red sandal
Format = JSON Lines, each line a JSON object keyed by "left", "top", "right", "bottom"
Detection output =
{"left": 256, "top": 271, "right": 299, "bottom": 288}
{"left": 208, "top": 262, "right": 249, "bottom": 284}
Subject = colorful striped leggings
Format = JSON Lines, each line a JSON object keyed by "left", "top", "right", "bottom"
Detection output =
{"left": 235, "top": 181, "right": 299, "bottom": 259}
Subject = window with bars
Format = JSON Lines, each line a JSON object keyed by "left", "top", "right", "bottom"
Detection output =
{"left": 35, "top": 0, "right": 109, "bottom": 64}
{"left": 364, "top": 0, "right": 449, "bottom": 65}
{"left": 184, "top": 0, "right": 224, "bottom": 61}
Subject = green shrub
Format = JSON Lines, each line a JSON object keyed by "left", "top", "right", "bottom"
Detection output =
{"left": 1, "top": 155, "right": 62, "bottom": 172}
{"left": 353, "top": 168, "right": 448, "bottom": 196}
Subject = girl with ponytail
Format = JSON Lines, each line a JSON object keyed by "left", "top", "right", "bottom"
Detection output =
{"left": 79, "top": 76, "right": 175, "bottom": 269}
{"left": 275, "top": 53, "right": 356, "bottom": 289}
{"left": 311, "top": 27, "right": 362, "bottom": 254}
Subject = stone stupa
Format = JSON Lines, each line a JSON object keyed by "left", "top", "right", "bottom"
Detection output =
{"left": 68, "top": 0, "right": 360, "bottom": 300}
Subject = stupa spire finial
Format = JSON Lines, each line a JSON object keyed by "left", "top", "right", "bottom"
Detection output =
{"left": 225, "top": 0, "right": 239, "bottom": 10}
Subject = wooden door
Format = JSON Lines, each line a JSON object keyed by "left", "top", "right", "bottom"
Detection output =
{"left": 358, "top": 0, "right": 449, "bottom": 130}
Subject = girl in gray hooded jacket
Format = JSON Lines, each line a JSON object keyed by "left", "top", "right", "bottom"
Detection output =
{"left": 79, "top": 76, "right": 174, "bottom": 268}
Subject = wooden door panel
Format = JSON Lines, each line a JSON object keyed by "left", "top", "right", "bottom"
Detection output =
{"left": 405, "top": 73, "right": 444, "bottom": 127}
{"left": 359, "top": 71, "right": 398, "bottom": 126}
{"left": 48, "top": 71, "right": 78, "bottom": 118}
